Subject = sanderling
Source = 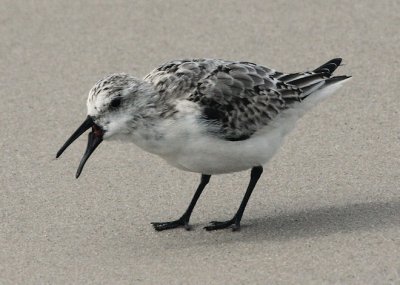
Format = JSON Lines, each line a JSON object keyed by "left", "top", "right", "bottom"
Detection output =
{"left": 56, "top": 58, "right": 351, "bottom": 231}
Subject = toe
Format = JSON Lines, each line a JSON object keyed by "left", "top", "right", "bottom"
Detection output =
{"left": 152, "top": 222, "right": 169, "bottom": 231}
{"left": 151, "top": 218, "right": 191, "bottom": 231}
{"left": 204, "top": 219, "right": 237, "bottom": 231}
{"left": 204, "top": 225, "right": 216, "bottom": 231}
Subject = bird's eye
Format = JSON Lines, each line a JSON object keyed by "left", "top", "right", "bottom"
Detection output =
{"left": 110, "top": 97, "right": 122, "bottom": 108}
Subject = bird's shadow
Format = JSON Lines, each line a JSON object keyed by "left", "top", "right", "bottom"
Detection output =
{"left": 162, "top": 200, "right": 400, "bottom": 248}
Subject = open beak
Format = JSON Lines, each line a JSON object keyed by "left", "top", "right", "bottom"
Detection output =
{"left": 56, "top": 115, "right": 103, "bottom": 178}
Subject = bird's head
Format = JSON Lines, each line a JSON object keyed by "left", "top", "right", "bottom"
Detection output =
{"left": 56, "top": 73, "right": 154, "bottom": 178}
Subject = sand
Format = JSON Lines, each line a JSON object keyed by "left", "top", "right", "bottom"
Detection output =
{"left": 1, "top": 0, "right": 399, "bottom": 284}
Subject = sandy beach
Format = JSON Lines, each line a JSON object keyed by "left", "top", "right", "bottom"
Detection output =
{"left": 1, "top": 0, "right": 399, "bottom": 283}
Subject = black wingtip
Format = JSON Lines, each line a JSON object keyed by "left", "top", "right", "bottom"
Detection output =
{"left": 314, "top": 58, "right": 343, "bottom": 74}
{"left": 329, "top": 58, "right": 343, "bottom": 66}
{"left": 324, "top": 75, "right": 352, "bottom": 85}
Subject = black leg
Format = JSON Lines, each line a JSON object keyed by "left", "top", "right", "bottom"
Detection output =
{"left": 204, "top": 166, "right": 263, "bottom": 231}
{"left": 152, "top": 174, "right": 211, "bottom": 231}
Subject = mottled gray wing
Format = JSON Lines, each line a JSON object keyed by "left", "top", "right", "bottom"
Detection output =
{"left": 187, "top": 59, "right": 341, "bottom": 141}
{"left": 144, "top": 58, "right": 341, "bottom": 141}
{"left": 185, "top": 62, "right": 301, "bottom": 141}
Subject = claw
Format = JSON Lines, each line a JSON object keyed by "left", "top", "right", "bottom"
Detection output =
{"left": 204, "top": 219, "right": 239, "bottom": 231}
{"left": 151, "top": 217, "right": 191, "bottom": 231}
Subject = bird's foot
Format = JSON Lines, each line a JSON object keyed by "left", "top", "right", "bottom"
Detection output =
{"left": 151, "top": 216, "right": 192, "bottom": 231}
{"left": 204, "top": 218, "right": 240, "bottom": 231}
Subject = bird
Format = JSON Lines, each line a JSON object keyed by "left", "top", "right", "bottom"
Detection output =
{"left": 56, "top": 58, "right": 351, "bottom": 231}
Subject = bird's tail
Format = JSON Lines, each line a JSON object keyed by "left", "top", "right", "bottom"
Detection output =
{"left": 280, "top": 58, "right": 351, "bottom": 108}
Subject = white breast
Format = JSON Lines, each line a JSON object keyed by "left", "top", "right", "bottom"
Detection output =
{"left": 168, "top": 107, "right": 305, "bottom": 174}
{"left": 129, "top": 105, "right": 304, "bottom": 175}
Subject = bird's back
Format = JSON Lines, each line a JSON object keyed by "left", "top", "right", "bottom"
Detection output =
{"left": 144, "top": 58, "right": 350, "bottom": 141}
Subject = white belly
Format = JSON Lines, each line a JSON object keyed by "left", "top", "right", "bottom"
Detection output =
{"left": 160, "top": 108, "right": 303, "bottom": 174}
{"left": 164, "top": 134, "right": 283, "bottom": 174}
{"left": 126, "top": 103, "right": 307, "bottom": 174}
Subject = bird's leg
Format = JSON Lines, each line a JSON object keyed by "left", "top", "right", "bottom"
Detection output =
{"left": 152, "top": 174, "right": 211, "bottom": 231}
{"left": 204, "top": 166, "right": 263, "bottom": 231}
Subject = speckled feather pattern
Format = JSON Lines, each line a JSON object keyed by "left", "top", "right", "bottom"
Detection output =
{"left": 144, "top": 58, "right": 340, "bottom": 141}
